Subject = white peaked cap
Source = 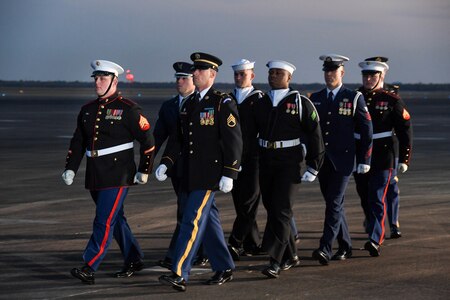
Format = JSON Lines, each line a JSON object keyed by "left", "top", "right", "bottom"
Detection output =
{"left": 91, "top": 60, "right": 124, "bottom": 77}
{"left": 359, "top": 60, "right": 389, "bottom": 73}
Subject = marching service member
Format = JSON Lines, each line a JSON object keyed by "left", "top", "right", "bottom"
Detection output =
{"left": 62, "top": 60, "right": 155, "bottom": 284}
{"left": 310, "top": 54, "right": 373, "bottom": 265}
{"left": 155, "top": 52, "right": 242, "bottom": 292}
{"left": 355, "top": 57, "right": 412, "bottom": 256}
{"left": 254, "top": 60, "right": 324, "bottom": 278}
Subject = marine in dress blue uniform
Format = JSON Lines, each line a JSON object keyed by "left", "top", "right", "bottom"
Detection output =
{"left": 155, "top": 52, "right": 242, "bottom": 292}
{"left": 254, "top": 60, "right": 324, "bottom": 278}
{"left": 227, "top": 59, "right": 264, "bottom": 260}
{"left": 310, "top": 54, "right": 373, "bottom": 265}
{"left": 354, "top": 58, "right": 412, "bottom": 256}
{"left": 62, "top": 60, "right": 155, "bottom": 284}
{"left": 356, "top": 57, "right": 404, "bottom": 239}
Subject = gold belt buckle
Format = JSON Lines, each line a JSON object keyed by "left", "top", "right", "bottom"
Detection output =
{"left": 267, "top": 142, "right": 275, "bottom": 149}
{"left": 92, "top": 150, "right": 98, "bottom": 157}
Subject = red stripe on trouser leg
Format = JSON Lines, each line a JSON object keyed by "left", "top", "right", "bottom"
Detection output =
{"left": 88, "top": 187, "right": 124, "bottom": 267}
{"left": 379, "top": 170, "right": 392, "bottom": 245}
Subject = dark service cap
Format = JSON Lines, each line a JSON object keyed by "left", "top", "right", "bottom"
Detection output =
{"left": 190, "top": 52, "right": 222, "bottom": 71}
{"left": 173, "top": 62, "right": 193, "bottom": 77}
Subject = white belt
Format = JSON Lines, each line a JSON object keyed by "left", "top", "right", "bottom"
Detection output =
{"left": 86, "top": 142, "right": 134, "bottom": 157}
{"left": 354, "top": 131, "right": 392, "bottom": 140}
{"left": 258, "top": 138, "right": 301, "bottom": 149}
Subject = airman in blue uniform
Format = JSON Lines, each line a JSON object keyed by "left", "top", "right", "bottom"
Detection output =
{"left": 310, "top": 54, "right": 373, "bottom": 265}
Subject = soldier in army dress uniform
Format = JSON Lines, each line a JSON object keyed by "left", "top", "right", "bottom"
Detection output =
{"left": 155, "top": 52, "right": 242, "bottom": 292}
{"left": 62, "top": 60, "right": 155, "bottom": 284}
{"left": 355, "top": 58, "right": 412, "bottom": 257}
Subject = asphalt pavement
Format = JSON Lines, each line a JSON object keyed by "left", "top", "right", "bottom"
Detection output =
{"left": 0, "top": 89, "right": 449, "bottom": 299}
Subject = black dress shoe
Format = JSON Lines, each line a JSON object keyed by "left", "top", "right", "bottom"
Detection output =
{"left": 71, "top": 265, "right": 95, "bottom": 284}
{"left": 390, "top": 226, "right": 402, "bottom": 239}
{"left": 114, "top": 260, "right": 145, "bottom": 278}
{"left": 228, "top": 245, "right": 243, "bottom": 261}
{"left": 159, "top": 273, "right": 186, "bottom": 292}
{"left": 262, "top": 261, "right": 281, "bottom": 278}
{"left": 205, "top": 269, "right": 233, "bottom": 285}
{"left": 157, "top": 258, "right": 172, "bottom": 270}
{"left": 193, "top": 256, "right": 209, "bottom": 266}
{"left": 332, "top": 249, "right": 352, "bottom": 260}
{"left": 280, "top": 255, "right": 300, "bottom": 271}
{"left": 364, "top": 240, "right": 381, "bottom": 257}
{"left": 312, "top": 249, "right": 329, "bottom": 265}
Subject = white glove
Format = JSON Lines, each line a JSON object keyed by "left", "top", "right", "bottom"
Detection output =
{"left": 301, "top": 171, "right": 316, "bottom": 182}
{"left": 357, "top": 164, "right": 371, "bottom": 174}
{"left": 62, "top": 170, "right": 75, "bottom": 185}
{"left": 155, "top": 164, "right": 168, "bottom": 181}
{"left": 133, "top": 172, "right": 148, "bottom": 184}
{"left": 219, "top": 176, "right": 233, "bottom": 193}
{"left": 398, "top": 163, "right": 408, "bottom": 173}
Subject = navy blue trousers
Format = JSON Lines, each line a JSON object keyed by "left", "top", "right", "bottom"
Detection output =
{"left": 83, "top": 187, "right": 143, "bottom": 271}
{"left": 318, "top": 158, "right": 352, "bottom": 259}
{"left": 171, "top": 190, "right": 234, "bottom": 281}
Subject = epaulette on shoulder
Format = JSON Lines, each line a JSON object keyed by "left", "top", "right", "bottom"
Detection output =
{"left": 213, "top": 90, "right": 228, "bottom": 98}
{"left": 119, "top": 96, "right": 138, "bottom": 107}
{"left": 380, "top": 88, "right": 400, "bottom": 100}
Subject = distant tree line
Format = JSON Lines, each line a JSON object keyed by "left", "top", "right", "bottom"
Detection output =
{"left": 1, "top": 80, "right": 449, "bottom": 91}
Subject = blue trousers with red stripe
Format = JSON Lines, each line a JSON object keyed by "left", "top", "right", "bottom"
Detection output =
{"left": 171, "top": 190, "right": 234, "bottom": 281}
{"left": 366, "top": 169, "right": 392, "bottom": 245}
{"left": 83, "top": 187, "right": 143, "bottom": 271}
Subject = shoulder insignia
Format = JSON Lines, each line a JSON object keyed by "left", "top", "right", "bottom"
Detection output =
{"left": 227, "top": 113, "right": 237, "bottom": 127}
{"left": 139, "top": 114, "right": 150, "bottom": 131}
{"left": 402, "top": 108, "right": 411, "bottom": 120}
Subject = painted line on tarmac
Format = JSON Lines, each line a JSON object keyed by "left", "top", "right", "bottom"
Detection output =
{"left": 0, "top": 218, "right": 59, "bottom": 225}
{"left": 143, "top": 266, "right": 211, "bottom": 275}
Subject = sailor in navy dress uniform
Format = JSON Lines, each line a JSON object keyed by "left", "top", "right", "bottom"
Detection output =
{"left": 155, "top": 52, "right": 242, "bottom": 291}
{"left": 227, "top": 59, "right": 265, "bottom": 260}
{"left": 253, "top": 60, "right": 324, "bottom": 278}
{"left": 153, "top": 62, "right": 208, "bottom": 269}
{"left": 310, "top": 54, "right": 373, "bottom": 265}
{"left": 62, "top": 60, "right": 155, "bottom": 284}
{"left": 356, "top": 57, "right": 404, "bottom": 239}
{"left": 355, "top": 59, "right": 412, "bottom": 257}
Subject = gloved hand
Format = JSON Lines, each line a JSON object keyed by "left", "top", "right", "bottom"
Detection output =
{"left": 62, "top": 170, "right": 75, "bottom": 185}
{"left": 301, "top": 171, "right": 316, "bottom": 182}
{"left": 357, "top": 164, "right": 371, "bottom": 174}
{"left": 133, "top": 172, "right": 148, "bottom": 184}
{"left": 219, "top": 176, "right": 233, "bottom": 193}
{"left": 398, "top": 163, "right": 408, "bottom": 173}
{"left": 155, "top": 164, "right": 168, "bottom": 181}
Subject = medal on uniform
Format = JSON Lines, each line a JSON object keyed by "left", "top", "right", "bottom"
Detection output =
{"left": 286, "top": 103, "right": 291, "bottom": 114}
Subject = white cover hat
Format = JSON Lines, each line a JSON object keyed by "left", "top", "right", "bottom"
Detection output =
{"left": 231, "top": 59, "right": 255, "bottom": 71}
{"left": 91, "top": 60, "right": 124, "bottom": 77}
{"left": 266, "top": 60, "right": 296, "bottom": 75}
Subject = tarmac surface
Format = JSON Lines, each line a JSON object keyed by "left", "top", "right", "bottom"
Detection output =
{"left": 0, "top": 89, "right": 449, "bottom": 299}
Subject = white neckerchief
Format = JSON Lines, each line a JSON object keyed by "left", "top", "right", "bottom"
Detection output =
{"left": 269, "top": 88, "right": 289, "bottom": 107}
{"left": 198, "top": 85, "right": 212, "bottom": 101}
{"left": 234, "top": 86, "right": 254, "bottom": 104}
{"left": 326, "top": 84, "right": 342, "bottom": 101}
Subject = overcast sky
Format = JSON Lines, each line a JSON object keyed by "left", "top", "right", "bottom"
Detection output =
{"left": 1, "top": 0, "right": 449, "bottom": 84}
